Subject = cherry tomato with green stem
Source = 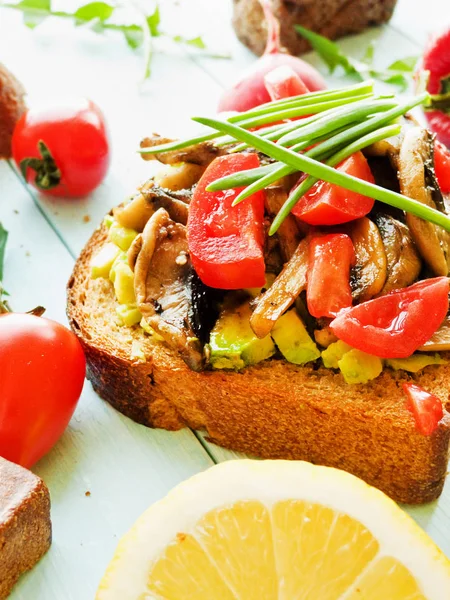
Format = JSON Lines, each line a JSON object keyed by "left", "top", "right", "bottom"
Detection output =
{"left": 12, "top": 98, "right": 110, "bottom": 198}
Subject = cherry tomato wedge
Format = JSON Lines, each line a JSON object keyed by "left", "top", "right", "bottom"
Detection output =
{"left": 307, "top": 233, "right": 355, "bottom": 318}
{"left": 0, "top": 313, "right": 86, "bottom": 467}
{"left": 330, "top": 277, "right": 449, "bottom": 358}
{"left": 435, "top": 140, "right": 450, "bottom": 193}
{"left": 264, "top": 65, "right": 310, "bottom": 101}
{"left": 292, "top": 152, "right": 375, "bottom": 226}
{"left": 188, "top": 153, "right": 265, "bottom": 289}
{"left": 12, "top": 98, "right": 110, "bottom": 198}
{"left": 403, "top": 382, "right": 444, "bottom": 436}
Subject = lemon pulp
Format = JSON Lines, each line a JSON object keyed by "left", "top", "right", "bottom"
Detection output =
{"left": 147, "top": 500, "right": 425, "bottom": 599}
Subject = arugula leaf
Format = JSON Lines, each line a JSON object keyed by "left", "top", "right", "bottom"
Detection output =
{"left": 122, "top": 24, "right": 144, "bottom": 49}
{"left": 146, "top": 5, "right": 160, "bottom": 37}
{"left": 371, "top": 70, "right": 409, "bottom": 92}
{"left": 15, "top": 0, "right": 50, "bottom": 10}
{"left": 0, "top": 223, "right": 8, "bottom": 284}
{"left": 388, "top": 56, "right": 418, "bottom": 72}
{"left": 74, "top": 2, "right": 115, "bottom": 24}
{"left": 173, "top": 35, "right": 207, "bottom": 49}
{"left": 295, "top": 25, "right": 362, "bottom": 78}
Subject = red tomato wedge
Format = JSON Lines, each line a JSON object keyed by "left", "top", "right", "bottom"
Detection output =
{"left": 403, "top": 383, "right": 444, "bottom": 436}
{"left": 307, "top": 233, "right": 355, "bottom": 318}
{"left": 435, "top": 140, "right": 450, "bottom": 193}
{"left": 188, "top": 154, "right": 265, "bottom": 289}
{"left": 292, "top": 152, "right": 375, "bottom": 226}
{"left": 264, "top": 65, "right": 310, "bottom": 101}
{"left": 330, "top": 277, "right": 449, "bottom": 358}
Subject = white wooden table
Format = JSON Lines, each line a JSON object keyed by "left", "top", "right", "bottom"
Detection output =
{"left": 0, "top": 1, "right": 449, "bottom": 597}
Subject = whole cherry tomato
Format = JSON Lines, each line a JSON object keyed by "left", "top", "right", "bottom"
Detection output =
{"left": 0, "top": 313, "right": 86, "bottom": 467}
{"left": 12, "top": 98, "right": 110, "bottom": 197}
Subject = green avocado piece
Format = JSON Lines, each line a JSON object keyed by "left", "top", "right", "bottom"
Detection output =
{"left": 338, "top": 350, "right": 383, "bottom": 384}
{"left": 90, "top": 242, "right": 121, "bottom": 279}
{"left": 116, "top": 304, "right": 142, "bottom": 327}
{"left": 112, "top": 260, "right": 136, "bottom": 305}
{"left": 386, "top": 354, "right": 446, "bottom": 373}
{"left": 208, "top": 301, "right": 276, "bottom": 370}
{"left": 108, "top": 222, "right": 138, "bottom": 251}
{"left": 321, "top": 340, "right": 353, "bottom": 369}
{"left": 272, "top": 309, "right": 320, "bottom": 365}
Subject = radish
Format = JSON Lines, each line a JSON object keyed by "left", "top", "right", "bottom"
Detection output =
{"left": 218, "top": 0, "right": 326, "bottom": 113}
{"left": 417, "top": 26, "right": 450, "bottom": 147}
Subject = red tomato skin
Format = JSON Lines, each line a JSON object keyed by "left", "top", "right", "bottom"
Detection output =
{"left": 307, "top": 233, "right": 355, "bottom": 318}
{"left": 403, "top": 383, "right": 444, "bottom": 436}
{"left": 188, "top": 154, "right": 265, "bottom": 289}
{"left": 264, "top": 65, "right": 310, "bottom": 101}
{"left": 292, "top": 152, "right": 375, "bottom": 226}
{"left": 330, "top": 277, "right": 449, "bottom": 358}
{"left": 0, "top": 313, "right": 86, "bottom": 467}
{"left": 435, "top": 140, "right": 450, "bottom": 193}
{"left": 12, "top": 98, "right": 110, "bottom": 198}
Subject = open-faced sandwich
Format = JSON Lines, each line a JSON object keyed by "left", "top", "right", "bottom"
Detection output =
{"left": 67, "top": 78, "right": 450, "bottom": 504}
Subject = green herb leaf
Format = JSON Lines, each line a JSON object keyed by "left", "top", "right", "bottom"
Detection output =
{"left": 387, "top": 56, "right": 418, "bottom": 72}
{"left": 146, "top": 4, "right": 160, "bottom": 37}
{"left": 295, "top": 25, "right": 362, "bottom": 79}
{"left": 74, "top": 1, "right": 114, "bottom": 23}
{"left": 172, "top": 34, "right": 206, "bottom": 49}
{"left": 371, "top": 70, "right": 409, "bottom": 92}
{"left": 0, "top": 223, "right": 8, "bottom": 283}
{"left": 15, "top": 0, "right": 50, "bottom": 10}
{"left": 122, "top": 24, "right": 144, "bottom": 49}
{"left": 362, "top": 43, "right": 374, "bottom": 65}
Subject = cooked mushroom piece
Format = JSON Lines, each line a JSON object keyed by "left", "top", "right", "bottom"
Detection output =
{"left": 373, "top": 214, "right": 422, "bottom": 295}
{"left": 348, "top": 217, "right": 387, "bottom": 302}
{"left": 250, "top": 238, "right": 309, "bottom": 339}
{"left": 418, "top": 316, "right": 450, "bottom": 351}
{"left": 153, "top": 162, "right": 206, "bottom": 191}
{"left": 398, "top": 127, "right": 450, "bottom": 276}
{"left": 133, "top": 208, "right": 210, "bottom": 371}
{"left": 114, "top": 183, "right": 191, "bottom": 232}
{"left": 264, "top": 185, "right": 301, "bottom": 261}
{"left": 140, "top": 134, "right": 224, "bottom": 166}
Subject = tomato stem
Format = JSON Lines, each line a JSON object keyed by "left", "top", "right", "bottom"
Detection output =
{"left": 20, "top": 140, "right": 61, "bottom": 191}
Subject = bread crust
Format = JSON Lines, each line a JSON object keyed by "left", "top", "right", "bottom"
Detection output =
{"left": 0, "top": 458, "right": 51, "bottom": 599}
{"left": 232, "top": 0, "right": 398, "bottom": 56}
{"left": 67, "top": 224, "right": 450, "bottom": 504}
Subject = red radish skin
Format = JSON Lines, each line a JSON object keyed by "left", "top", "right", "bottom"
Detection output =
{"left": 418, "top": 26, "right": 450, "bottom": 147}
{"left": 218, "top": 0, "right": 326, "bottom": 112}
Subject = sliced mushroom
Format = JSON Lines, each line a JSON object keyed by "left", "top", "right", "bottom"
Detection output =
{"left": 250, "top": 238, "right": 309, "bottom": 339}
{"left": 264, "top": 185, "right": 301, "bottom": 262}
{"left": 398, "top": 127, "right": 450, "bottom": 276}
{"left": 114, "top": 183, "right": 191, "bottom": 232}
{"left": 418, "top": 316, "right": 450, "bottom": 351}
{"left": 374, "top": 214, "right": 422, "bottom": 294}
{"left": 153, "top": 162, "right": 206, "bottom": 191}
{"left": 140, "top": 134, "right": 224, "bottom": 166}
{"left": 133, "top": 208, "right": 205, "bottom": 370}
{"left": 348, "top": 217, "right": 387, "bottom": 302}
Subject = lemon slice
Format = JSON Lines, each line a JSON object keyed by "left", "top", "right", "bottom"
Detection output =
{"left": 97, "top": 460, "right": 450, "bottom": 599}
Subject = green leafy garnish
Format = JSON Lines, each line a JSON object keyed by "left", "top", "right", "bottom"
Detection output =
{"left": 2, "top": 0, "right": 219, "bottom": 80}
{"left": 295, "top": 25, "right": 418, "bottom": 92}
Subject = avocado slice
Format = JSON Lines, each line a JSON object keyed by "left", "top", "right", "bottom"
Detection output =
{"left": 271, "top": 309, "right": 320, "bottom": 365}
{"left": 338, "top": 350, "right": 383, "bottom": 384}
{"left": 208, "top": 301, "right": 276, "bottom": 370}
{"left": 90, "top": 242, "right": 120, "bottom": 279}
{"left": 386, "top": 354, "right": 446, "bottom": 373}
{"left": 108, "top": 222, "right": 138, "bottom": 251}
{"left": 321, "top": 340, "right": 353, "bottom": 369}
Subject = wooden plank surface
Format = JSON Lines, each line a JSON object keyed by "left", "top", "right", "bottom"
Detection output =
{"left": 0, "top": 0, "right": 449, "bottom": 597}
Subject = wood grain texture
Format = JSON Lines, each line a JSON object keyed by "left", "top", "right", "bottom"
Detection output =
{"left": 0, "top": 1, "right": 448, "bottom": 598}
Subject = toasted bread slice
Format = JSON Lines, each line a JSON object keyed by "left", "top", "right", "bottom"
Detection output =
{"left": 67, "top": 223, "right": 450, "bottom": 505}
